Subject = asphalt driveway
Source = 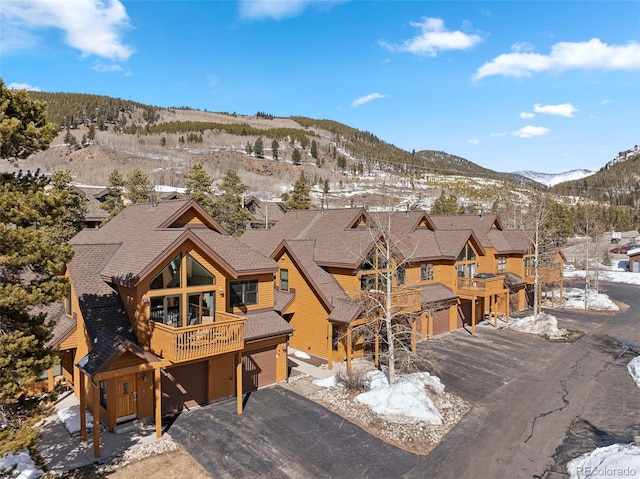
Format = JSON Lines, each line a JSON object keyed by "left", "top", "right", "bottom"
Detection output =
{"left": 168, "top": 281, "right": 640, "bottom": 479}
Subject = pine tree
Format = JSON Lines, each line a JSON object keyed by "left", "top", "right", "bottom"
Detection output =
{"left": 430, "top": 191, "right": 464, "bottom": 215}
{"left": 125, "top": 168, "right": 153, "bottom": 204}
{"left": 0, "top": 80, "right": 58, "bottom": 162}
{"left": 292, "top": 148, "right": 301, "bottom": 166}
{"left": 100, "top": 169, "right": 126, "bottom": 219}
{"left": 310, "top": 139, "right": 318, "bottom": 160}
{"left": 0, "top": 168, "right": 82, "bottom": 455}
{"left": 213, "top": 169, "right": 251, "bottom": 236}
{"left": 286, "top": 172, "right": 312, "bottom": 210}
{"left": 254, "top": 137, "right": 264, "bottom": 158}
{"left": 271, "top": 139, "right": 279, "bottom": 160}
{"left": 184, "top": 163, "right": 215, "bottom": 216}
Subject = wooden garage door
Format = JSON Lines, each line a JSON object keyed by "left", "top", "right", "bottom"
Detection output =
{"left": 242, "top": 347, "right": 276, "bottom": 393}
{"left": 432, "top": 308, "right": 450, "bottom": 336}
{"left": 161, "top": 361, "right": 207, "bottom": 415}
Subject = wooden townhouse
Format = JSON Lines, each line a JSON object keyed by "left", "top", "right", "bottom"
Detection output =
{"left": 47, "top": 199, "right": 292, "bottom": 457}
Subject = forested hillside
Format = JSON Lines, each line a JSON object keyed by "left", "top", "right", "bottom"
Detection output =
{"left": 9, "top": 91, "right": 640, "bottom": 236}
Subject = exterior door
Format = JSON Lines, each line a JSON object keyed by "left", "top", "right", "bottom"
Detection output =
{"left": 116, "top": 374, "right": 137, "bottom": 419}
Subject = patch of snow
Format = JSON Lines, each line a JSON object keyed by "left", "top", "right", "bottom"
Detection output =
{"left": 291, "top": 349, "right": 311, "bottom": 360}
{"left": 560, "top": 288, "right": 620, "bottom": 311}
{"left": 0, "top": 450, "right": 43, "bottom": 479}
{"left": 564, "top": 268, "right": 640, "bottom": 286}
{"left": 313, "top": 376, "right": 339, "bottom": 388}
{"left": 355, "top": 373, "right": 443, "bottom": 425}
{"left": 627, "top": 357, "right": 640, "bottom": 388}
{"left": 509, "top": 312, "right": 567, "bottom": 339}
{"left": 566, "top": 442, "right": 640, "bottom": 479}
{"left": 57, "top": 405, "right": 93, "bottom": 435}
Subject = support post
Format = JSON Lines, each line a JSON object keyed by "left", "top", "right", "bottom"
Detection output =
{"left": 155, "top": 368, "right": 162, "bottom": 438}
{"left": 92, "top": 382, "right": 100, "bottom": 458}
{"left": 236, "top": 351, "right": 243, "bottom": 415}
{"left": 346, "top": 328, "right": 352, "bottom": 375}
{"left": 374, "top": 320, "right": 379, "bottom": 368}
{"left": 471, "top": 299, "right": 477, "bottom": 336}
{"left": 411, "top": 319, "right": 416, "bottom": 354}
{"left": 79, "top": 375, "right": 86, "bottom": 442}
{"left": 327, "top": 322, "right": 333, "bottom": 371}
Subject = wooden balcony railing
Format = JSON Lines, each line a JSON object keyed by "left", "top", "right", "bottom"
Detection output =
{"left": 149, "top": 314, "right": 245, "bottom": 363}
{"left": 456, "top": 276, "right": 506, "bottom": 295}
{"left": 355, "top": 288, "right": 423, "bottom": 314}
{"left": 524, "top": 263, "right": 563, "bottom": 283}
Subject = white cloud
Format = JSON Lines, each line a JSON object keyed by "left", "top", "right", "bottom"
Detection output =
{"left": 474, "top": 38, "right": 640, "bottom": 80}
{"left": 513, "top": 125, "right": 550, "bottom": 138}
{"left": 467, "top": 138, "right": 480, "bottom": 145}
{"left": 92, "top": 62, "right": 123, "bottom": 73}
{"left": 534, "top": 103, "right": 578, "bottom": 117}
{"left": 7, "top": 82, "right": 41, "bottom": 91}
{"left": 490, "top": 132, "right": 507, "bottom": 137}
{"left": 383, "top": 17, "right": 483, "bottom": 56}
{"left": 1, "top": 0, "right": 132, "bottom": 61}
{"left": 238, "top": 0, "right": 343, "bottom": 20}
{"left": 352, "top": 93, "right": 386, "bottom": 107}
{"left": 601, "top": 98, "right": 613, "bottom": 105}
{"left": 511, "top": 42, "right": 534, "bottom": 53}
{"left": 520, "top": 112, "right": 535, "bottom": 119}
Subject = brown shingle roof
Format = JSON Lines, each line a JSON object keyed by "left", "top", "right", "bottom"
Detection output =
{"left": 243, "top": 310, "right": 293, "bottom": 341}
{"left": 419, "top": 283, "right": 459, "bottom": 306}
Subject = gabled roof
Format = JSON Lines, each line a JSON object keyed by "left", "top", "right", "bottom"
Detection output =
{"left": 77, "top": 331, "right": 162, "bottom": 378}
{"left": 243, "top": 310, "right": 293, "bottom": 341}
{"left": 71, "top": 199, "right": 276, "bottom": 287}
{"left": 241, "top": 208, "right": 378, "bottom": 268}
{"left": 273, "top": 239, "right": 362, "bottom": 324}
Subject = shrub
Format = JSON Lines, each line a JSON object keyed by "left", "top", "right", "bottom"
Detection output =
{"left": 335, "top": 370, "right": 370, "bottom": 392}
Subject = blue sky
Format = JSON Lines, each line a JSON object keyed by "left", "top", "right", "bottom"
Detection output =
{"left": 1, "top": 1, "right": 639, "bottom": 173}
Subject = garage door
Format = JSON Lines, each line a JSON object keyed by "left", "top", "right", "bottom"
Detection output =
{"left": 162, "top": 361, "right": 208, "bottom": 415}
{"left": 242, "top": 347, "right": 277, "bottom": 393}
{"left": 432, "top": 308, "right": 450, "bottom": 336}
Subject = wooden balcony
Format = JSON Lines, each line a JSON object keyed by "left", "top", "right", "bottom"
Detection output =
{"left": 524, "top": 263, "right": 563, "bottom": 284}
{"left": 456, "top": 275, "right": 506, "bottom": 296}
{"left": 149, "top": 313, "right": 245, "bottom": 363}
{"left": 355, "top": 288, "right": 423, "bottom": 314}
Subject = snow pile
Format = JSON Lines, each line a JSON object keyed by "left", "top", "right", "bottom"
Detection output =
{"left": 566, "top": 443, "right": 640, "bottom": 479}
{"left": 561, "top": 288, "right": 620, "bottom": 311}
{"left": 0, "top": 450, "right": 43, "bottom": 479}
{"left": 509, "top": 312, "right": 567, "bottom": 339}
{"left": 627, "top": 356, "right": 640, "bottom": 388}
{"left": 313, "top": 375, "right": 340, "bottom": 388}
{"left": 565, "top": 267, "right": 640, "bottom": 286}
{"left": 354, "top": 370, "right": 443, "bottom": 425}
{"left": 57, "top": 404, "right": 93, "bottom": 435}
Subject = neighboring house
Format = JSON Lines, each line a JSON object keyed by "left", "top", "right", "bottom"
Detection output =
{"left": 47, "top": 199, "right": 292, "bottom": 457}
{"left": 244, "top": 196, "right": 286, "bottom": 229}
{"left": 72, "top": 186, "right": 110, "bottom": 228}
{"left": 629, "top": 247, "right": 640, "bottom": 272}
{"left": 241, "top": 208, "right": 548, "bottom": 370}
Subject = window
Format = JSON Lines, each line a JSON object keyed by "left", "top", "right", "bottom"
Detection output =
{"left": 188, "top": 291, "right": 215, "bottom": 325}
{"left": 150, "top": 253, "right": 181, "bottom": 289}
{"left": 186, "top": 254, "right": 215, "bottom": 287}
{"left": 360, "top": 272, "right": 387, "bottom": 292}
{"left": 280, "top": 269, "right": 289, "bottom": 291}
{"left": 420, "top": 263, "right": 434, "bottom": 281}
{"left": 64, "top": 283, "right": 72, "bottom": 315}
{"left": 99, "top": 380, "right": 108, "bottom": 409}
{"left": 396, "top": 266, "right": 405, "bottom": 286}
{"left": 332, "top": 325, "right": 340, "bottom": 351}
{"left": 498, "top": 257, "right": 507, "bottom": 272}
{"left": 150, "top": 295, "right": 182, "bottom": 327}
{"left": 230, "top": 280, "right": 258, "bottom": 307}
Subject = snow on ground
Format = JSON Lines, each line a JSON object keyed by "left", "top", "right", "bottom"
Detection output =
{"left": 290, "top": 348, "right": 311, "bottom": 360}
{"left": 314, "top": 369, "right": 444, "bottom": 425}
{"left": 57, "top": 404, "right": 93, "bottom": 435}
{"left": 508, "top": 312, "right": 568, "bottom": 339}
{"left": 0, "top": 450, "right": 43, "bottom": 479}
{"left": 559, "top": 288, "right": 620, "bottom": 311}
{"left": 565, "top": 265, "right": 640, "bottom": 286}
{"left": 566, "top": 442, "right": 640, "bottom": 479}
{"left": 628, "top": 357, "right": 640, "bottom": 388}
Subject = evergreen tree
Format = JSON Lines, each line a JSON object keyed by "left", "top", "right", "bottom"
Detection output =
{"left": 254, "top": 137, "right": 264, "bottom": 158}
{"left": 271, "top": 139, "right": 279, "bottom": 160}
{"left": 184, "top": 163, "right": 215, "bottom": 216}
{"left": 87, "top": 124, "right": 96, "bottom": 143}
{"left": 213, "top": 169, "right": 251, "bottom": 236}
{"left": 430, "top": 191, "right": 464, "bottom": 215}
{"left": 245, "top": 141, "right": 253, "bottom": 156}
{"left": 100, "top": 169, "right": 126, "bottom": 219}
{"left": 0, "top": 168, "right": 81, "bottom": 455}
{"left": 292, "top": 148, "right": 301, "bottom": 166}
{"left": 0, "top": 80, "right": 58, "bottom": 162}
{"left": 286, "top": 172, "right": 312, "bottom": 210}
{"left": 125, "top": 168, "right": 153, "bottom": 204}
{"left": 310, "top": 139, "right": 318, "bottom": 160}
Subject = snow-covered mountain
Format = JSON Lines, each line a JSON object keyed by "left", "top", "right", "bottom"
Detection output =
{"left": 512, "top": 169, "right": 595, "bottom": 187}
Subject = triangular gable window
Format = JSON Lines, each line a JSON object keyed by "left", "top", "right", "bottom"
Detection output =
{"left": 150, "top": 253, "right": 181, "bottom": 290}
{"left": 351, "top": 214, "right": 368, "bottom": 229}
{"left": 186, "top": 253, "right": 215, "bottom": 286}
{"left": 456, "top": 243, "right": 476, "bottom": 262}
